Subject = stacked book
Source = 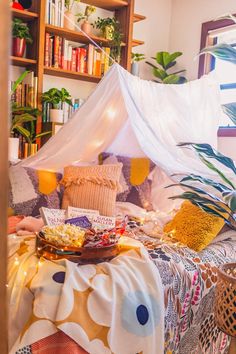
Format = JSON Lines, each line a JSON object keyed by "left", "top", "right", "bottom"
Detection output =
{"left": 10, "top": 71, "right": 38, "bottom": 109}
{"left": 45, "top": 33, "right": 111, "bottom": 76}
{"left": 42, "top": 97, "right": 85, "bottom": 123}
{"left": 45, "top": 0, "right": 65, "bottom": 28}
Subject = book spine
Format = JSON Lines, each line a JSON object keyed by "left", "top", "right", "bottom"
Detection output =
{"left": 80, "top": 48, "right": 87, "bottom": 73}
{"left": 44, "top": 32, "right": 50, "bottom": 67}
{"left": 76, "top": 48, "right": 81, "bottom": 72}
{"left": 33, "top": 76, "right": 38, "bottom": 108}
{"left": 55, "top": 0, "right": 59, "bottom": 27}
{"left": 71, "top": 48, "right": 77, "bottom": 72}
{"left": 45, "top": 0, "right": 49, "bottom": 24}
{"left": 67, "top": 45, "right": 72, "bottom": 71}
{"left": 87, "top": 44, "right": 94, "bottom": 75}
{"left": 54, "top": 35, "right": 59, "bottom": 68}
{"left": 104, "top": 47, "right": 111, "bottom": 74}
{"left": 60, "top": 0, "right": 65, "bottom": 27}
{"left": 58, "top": 36, "right": 62, "bottom": 68}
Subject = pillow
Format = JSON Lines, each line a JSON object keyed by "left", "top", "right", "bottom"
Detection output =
{"left": 61, "top": 164, "right": 122, "bottom": 216}
{"left": 163, "top": 201, "right": 225, "bottom": 251}
{"left": 99, "top": 153, "right": 155, "bottom": 210}
{"left": 9, "top": 164, "right": 63, "bottom": 217}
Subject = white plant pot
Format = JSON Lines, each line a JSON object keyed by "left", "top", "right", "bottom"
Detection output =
{"left": 50, "top": 109, "right": 64, "bottom": 123}
{"left": 131, "top": 62, "right": 140, "bottom": 77}
{"left": 64, "top": 10, "right": 75, "bottom": 30}
{"left": 9, "top": 137, "right": 19, "bottom": 161}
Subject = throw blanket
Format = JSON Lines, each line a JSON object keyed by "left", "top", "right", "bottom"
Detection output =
{"left": 8, "top": 235, "right": 164, "bottom": 354}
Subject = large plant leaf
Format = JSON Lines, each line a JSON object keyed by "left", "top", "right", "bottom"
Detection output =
{"left": 179, "top": 174, "right": 231, "bottom": 192}
{"left": 178, "top": 143, "right": 236, "bottom": 175}
{"left": 11, "top": 70, "right": 30, "bottom": 95}
{"left": 153, "top": 67, "right": 167, "bottom": 80}
{"left": 222, "top": 102, "right": 236, "bottom": 125}
{"left": 12, "top": 113, "right": 36, "bottom": 127}
{"left": 163, "top": 74, "right": 181, "bottom": 84}
{"left": 14, "top": 126, "right": 31, "bottom": 140}
{"left": 156, "top": 52, "right": 165, "bottom": 67}
{"left": 169, "top": 51, "right": 182, "bottom": 63}
{"left": 199, "top": 43, "right": 236, "bottom": 64}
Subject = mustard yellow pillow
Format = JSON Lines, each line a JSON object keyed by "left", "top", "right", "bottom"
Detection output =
{"left": 164, "top": 201, "right": 225, "bottom": 251}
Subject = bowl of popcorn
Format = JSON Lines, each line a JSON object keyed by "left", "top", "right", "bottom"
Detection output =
{"left": 36, "top": 223, "right": 122, "bottom": 264}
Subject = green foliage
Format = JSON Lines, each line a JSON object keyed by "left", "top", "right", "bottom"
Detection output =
{"left": 12, "top": 18, "right": 32, "bottom": 43}
{"left": 76, "top": 5, "right": 96, "bottom": 22}
{"left": 131, "top": 53, "right": 145, "bottom": 63}
{"left": 168, "top": 143, "right": 236, "bottom": 230}
{"left": 65, "top": 0, "right": 81, "bottom": 11}
{"left": 42, "top": 88, "right": 73, "bottom": 109}
{"left": 94, "top": 17, "right": 122, "bottom": 62}
{"left": 146, "top": 51, "right": 187, "bottom": 84}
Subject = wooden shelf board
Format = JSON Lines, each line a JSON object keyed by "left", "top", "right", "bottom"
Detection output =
{"left": 132, "top": 39, "right": 145, "bottom": 47}
{"left": 45, "top": 25, "right": 110, "bottom": 46}
{"left": 80, "top": 0, "right": 128, "bottom": 10}
{"left": 11, "top": 8, "right": 38, "bottom": 21}
{"left": 44, "top": 66, "right": 101, "bottom": 83}
{"left": 10, "top": 56, "right": 37, "bottom": 67}
{"left": 133, "top": 13, "right": 146, "bottom": 23}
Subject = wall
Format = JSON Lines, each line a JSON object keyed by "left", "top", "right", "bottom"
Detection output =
{"left": 169, "top": 0, "right": 236, "bottom": 160}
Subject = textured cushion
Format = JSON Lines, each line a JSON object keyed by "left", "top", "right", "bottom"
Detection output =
{"left": 9, "top": 164, "right": 63, "bottom": 217}
{"left": 61, "top": 164, "right": 122, "bottom": 216}
{"left": 164, "top": 201, "right": 225, "bottom": 251}
{"left": 99, "top": 153, "right": 155, "bottom": 210}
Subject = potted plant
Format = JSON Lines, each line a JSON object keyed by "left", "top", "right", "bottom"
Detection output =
{"left": 146, "top": 51, "right": 187, "bottom": 84}
{"left": 94, "top": 17, "right": 122, "bottom": 63}
{"left": 42, "top": 88, "right": 73, "bottom": 123}
{"left": 64, "top": 0, "right": 81, "bottom": 30}
{"left": 76, "top": 5, "right": 96, "bottom": 35}
{"left": 12, "top": 18, "right": 32, "bottom": 57}
{"left": 131, "top": 53, "right": 145, "bottom": 76}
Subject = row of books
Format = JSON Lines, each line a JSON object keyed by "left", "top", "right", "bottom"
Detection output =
{"left": 42, "top": 98, "right": 84, "bottom": 123}
{"left": 45, "top": 33, "right": 111, "bottom": 76}
{"left": 15, "top": 136, "right": 38, "bottom": 160}
{"left": 45, "top": 0, "right": 65, "bottom": 28}
{"left": 10, "top": 71, "right": 38, "bottom": 108}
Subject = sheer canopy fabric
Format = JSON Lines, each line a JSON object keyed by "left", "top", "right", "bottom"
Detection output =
{"left": 23, "top": 64, "right": 222, "bottom": 179}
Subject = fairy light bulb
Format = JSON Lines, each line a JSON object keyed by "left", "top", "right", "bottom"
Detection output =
{"left": 14, "top": 257, "right": 19, "bottom": 266}
{"left": 107, "top": 108, "right": 116, "bottom": 120}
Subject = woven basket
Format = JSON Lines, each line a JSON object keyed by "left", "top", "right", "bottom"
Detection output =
{"left": 215, "top": 263, "right": 236, "bottom": 338}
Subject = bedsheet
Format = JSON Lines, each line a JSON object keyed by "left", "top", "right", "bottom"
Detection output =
{"left": 11, "top": 224, "right": 236, "bottom": 354}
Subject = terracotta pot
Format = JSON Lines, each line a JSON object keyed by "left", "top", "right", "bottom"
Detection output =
{"left": 81, "top": 21, "right": 92, "bottom": 35}
{"left": 64, "top": 10, "right": 75, "bottom": 30}
{"left": 9, "top": 137, "right": 19, "bottom": 161}
{"left": 12, "top": 37, "right": 26, "bottom": 57}
{"left": 50, "top": 109, "right": 64, "bottom": 123}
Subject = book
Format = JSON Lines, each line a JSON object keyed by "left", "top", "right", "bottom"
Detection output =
{"left": 92, "top": 215, "right": 116, "bottom": 230}
{"left": 40, "top": 207, "right": 66, "bottom": 226}
{"left": 67, "top": 206, "right": 99, "bottom": 221}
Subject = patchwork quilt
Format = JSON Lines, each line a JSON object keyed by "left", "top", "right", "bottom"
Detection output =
{"left": 10, "top": 228, "right": 236, "bottom": 354}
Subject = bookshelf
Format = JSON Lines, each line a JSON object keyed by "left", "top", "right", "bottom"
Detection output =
{"left": 10, "top": 0, "right": 145, "bottom": 148}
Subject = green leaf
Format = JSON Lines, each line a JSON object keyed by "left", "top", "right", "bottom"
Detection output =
{"left": 14, "top": 126, "right": 31, "bottom": 140}
{"left": 169, "top": 51, "right": 183, "bottom": 63}
{"left": 163, "top": 74, "right": 180, "bottom": 84}
{"left": 12, "top": 113, "right": 36, "bottom": 127}
{"left": 179, "top": 174, "right": 231, "bottom": 193}
{"left": 11, "top": 70, "right": 30, "bottom": 94}
{"left": 199, "top": 43, "right": 236, "bottom": 64}
{"left": 222, "top": 102, "right": 236, "bottom": 125}
{"left": 156, "top": 52, "right": 165, "bottom": 67}
{"left": 153, "top": 68, "right": 167, "bottom": 80}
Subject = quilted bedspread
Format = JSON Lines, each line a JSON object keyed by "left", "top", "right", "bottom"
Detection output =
{"left": 10, "top": 228, "right": 236, "bottom": 354}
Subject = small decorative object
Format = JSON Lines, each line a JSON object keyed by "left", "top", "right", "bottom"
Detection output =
{"left": 146, "top": 51, "right": 187, "bottom": 84}
{"left": 64, "top": 0, "right": 81, "bottom": 30}
{"left": 42, "top": 88, "right": 73, "bottom": 123}
{"left": 11, "top": 1, "right": 24, "bottom": 10}
{"left": 131, "top": 53, "right": 145, "bottom": 76}
{"left": 18, "top": 0, "right": 32, "bottom": 9}
{"left": 94, "top": 17, "right": 122, "bottom": 63}
{"left": 12, "top": 18, "right": 32, "bottom": 57}
{"left": 76, "top": 5, "right": 96, "bottom": 35}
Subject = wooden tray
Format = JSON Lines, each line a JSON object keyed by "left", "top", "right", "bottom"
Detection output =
{"left": 36, "top": 232, "right": 119, "bottom": 264}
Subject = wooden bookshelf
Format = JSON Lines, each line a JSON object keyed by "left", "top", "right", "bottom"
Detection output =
{"left": 10, "top": 56, "right": 37, "bottom": 67}
{"left": 44, "top": 66, "right": 101, "bottom": 83}
{"left": 11, "top": 8, "right": 39, "bottom": 21}
{"left": 133, "top": 13, "right": 146, "bottom": 23}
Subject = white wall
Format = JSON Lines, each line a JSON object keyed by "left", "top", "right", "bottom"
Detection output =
{"left": 169, "top": 0, "right": 236, "bottom": 160}
{"left": 133, "top": 0, "right": 172, "bottom": 80}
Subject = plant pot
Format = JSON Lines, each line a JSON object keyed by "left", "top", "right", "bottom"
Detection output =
{"left": 9, "top": 137, "right": 19, "bottom": 161}
{"left": 64, "top": 10, "right": 75, "bottom": 30}
{"left": 12, "top": 37, "right": 26, "bottom": 57}
{"left": 81, "top": 21, "right": 92, "bottom": 35}
{"left": 50, "top": 109, "right": 64, "bottom": 123}
{"left": 104, "top": 25, "right": 114, "bottom": 40}
{"left": 131, "top": 62, "right": 140, "bottom": 77}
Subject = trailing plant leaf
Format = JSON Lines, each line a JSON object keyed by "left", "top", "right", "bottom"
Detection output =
{"left": 163, "top": 74, "right": 181, "bottom": 84}
{"left": 222, "top": 190, "right": 236, "bottom": 212}
{"left": 11, "top": 70, "right": 30, "bottom": 94}
{"left": 199, "top": 43, "right": 236, "bottom": 64}
{"left": 179, "top": 174, "right": 231, "bottom": 193}
{"left": 222, "top": 102, "right": 236, "bottom": 125}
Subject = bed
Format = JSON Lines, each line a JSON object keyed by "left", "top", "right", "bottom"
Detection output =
{"left": 8, "top": 204, "right": 236, "bottom": 354}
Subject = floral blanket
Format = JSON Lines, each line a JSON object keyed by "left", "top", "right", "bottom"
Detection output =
{"left": 11, "top": 228, "right": 236, "bottom": 354}
{"left": 8, "top": 236, "right": 164, "bottom": 354}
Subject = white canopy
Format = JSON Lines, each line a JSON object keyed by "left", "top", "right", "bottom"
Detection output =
{"left": 23, "top": 64, "right": 221, "bottom": 177}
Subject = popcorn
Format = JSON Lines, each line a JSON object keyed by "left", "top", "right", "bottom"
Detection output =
{"left": 42, "top": 224, "right": 85, "bottom": 247}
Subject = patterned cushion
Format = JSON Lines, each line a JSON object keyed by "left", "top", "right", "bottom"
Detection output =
{"left": 61, "top": 164, "right": 122, "bottom": 216}
{"left": 9, "top": 164, "right": 63, "bottom": 217}
{"left": 99, "top": 153, "right": 155, "bottom": 210}
{"left": 164, "top": 201, "right": 225, "bottom": 251}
